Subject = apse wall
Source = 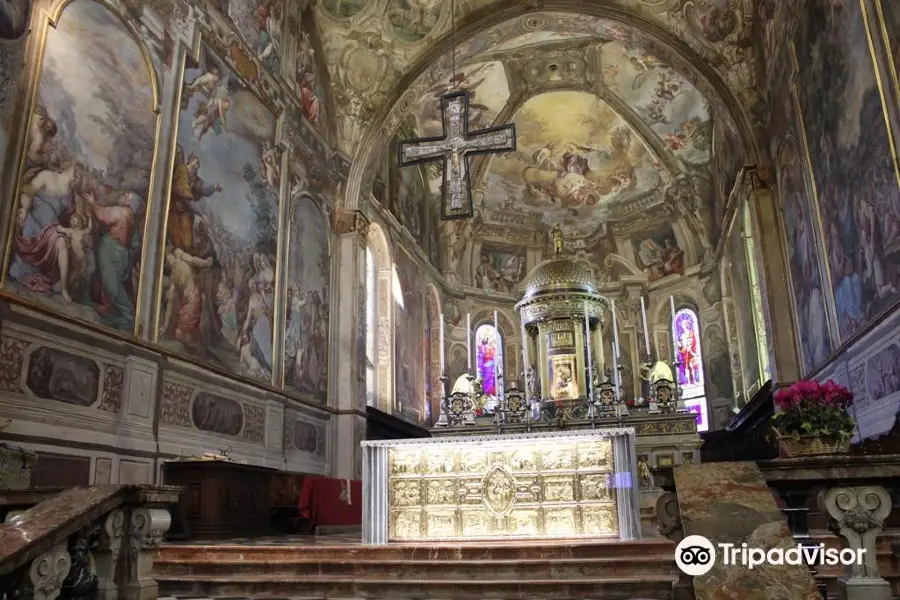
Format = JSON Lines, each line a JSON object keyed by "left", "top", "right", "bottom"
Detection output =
{"left": 0, "top": 0, "right": 341, "bottom": 482}
{"left": 759, "top": 0, "right": 900, "bottom": 439}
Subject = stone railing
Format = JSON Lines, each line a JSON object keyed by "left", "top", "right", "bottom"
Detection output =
{"left": 0, "top": 485, "right": 180, "bottom": 600}
{"left": 653, "top": 455, "right": 900, "bottom": 600}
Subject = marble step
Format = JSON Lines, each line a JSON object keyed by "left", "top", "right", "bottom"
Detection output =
{"left": 155, "top": 555, "right": 677, "bottom": 580}
{"left": 155, "top": 574, "right": 678, "bottom": 600}
{"left": 157, "top": 537, "right": 675, "bottom": 562}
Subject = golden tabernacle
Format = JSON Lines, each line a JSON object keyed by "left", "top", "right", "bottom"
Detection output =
{"left": 361, "top": 429, "right": 641, "bottom": 544}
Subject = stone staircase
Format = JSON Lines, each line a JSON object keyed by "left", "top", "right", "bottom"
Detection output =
{"left": 155, "top": 537, "right": 681, "bottom": 599}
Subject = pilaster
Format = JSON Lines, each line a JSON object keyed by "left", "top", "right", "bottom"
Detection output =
{"left": 329, "top": 208, "right": 369, "bottom": 479}
{"left": 749, "top": 172, "right": 800, "bottom": 382}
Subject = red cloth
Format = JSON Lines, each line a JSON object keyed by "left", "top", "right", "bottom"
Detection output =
{"left": 297, "top": 476, "right": 362, "bottom": 527}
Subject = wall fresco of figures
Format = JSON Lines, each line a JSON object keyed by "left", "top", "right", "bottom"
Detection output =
{"left": 293, "top": 0, "right": 328, "bottom": 136}
{"left": 793, "top": 1, "right": 900, "bottom": 343}
{"left": 634, "top": 225, "right": 684, "bottom": 282}
{"left": 880, "top": 0, "right": 900, "bottom": 89}
{"left": 159, "top": 44, "right": 279, "bottom": 382}
{"left": 475, "top": 244, "right": 526, "bottom": 293}
{"left": 394, "top": 247, "right": 424, "bottom": 419}
{"left": 283, "top": 193, "right": 329, "bottom": 399}
{"left": 210, "top": 0, "right": 284, "bottom": 76}
{"left": 5, "top": 0, "right": 156, "bottom": 334}
{"left": 388, "top": 131, "right": 427, "bottom": 247}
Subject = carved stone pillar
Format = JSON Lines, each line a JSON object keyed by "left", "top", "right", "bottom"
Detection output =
{"left": 26, "top": 542, "right": 71, "bottom": 600}
{"left": 124, "top": 508, "right": 171, "bottom": 600}
{"left": 330, "top": 208, "right": 370, "bottom": 479}
{"left": 822, "top": 486, "right": 892, "bottom": 600}
{"left": 95, "top": 509, "right": 126, "bottom": 600}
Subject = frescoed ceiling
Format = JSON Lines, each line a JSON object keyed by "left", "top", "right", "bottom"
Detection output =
{"left": 314, "top": 0, "right": 758, "bottom": 158}
{"left": 386, "top": 12, "right": 716, "bottom": 247}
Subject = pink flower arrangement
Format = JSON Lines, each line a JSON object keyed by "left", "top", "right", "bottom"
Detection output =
{"left": 771, "top": 379, "right": 855, "bottom": 441}
{"left": 774, "top": 379, "right": 854, "bottom": 410}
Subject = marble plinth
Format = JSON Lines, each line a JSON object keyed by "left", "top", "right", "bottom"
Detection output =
{"left": 674, "top": 462, "right": 820, "bottom": 600}
{"left": 361, "top": 428, "right": 641, "bottom": 544}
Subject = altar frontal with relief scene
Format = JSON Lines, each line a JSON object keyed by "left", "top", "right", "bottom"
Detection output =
{"left": 384, "top": 434, "right": 627, "bottom": 542}
{"left": 5, "top": 0, "right": 158, "bottom": 334}
{"left": 158, "top": 43, "right": 279, "bottom": 383}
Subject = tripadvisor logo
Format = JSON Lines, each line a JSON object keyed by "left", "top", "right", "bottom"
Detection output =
{"left": 675, "top": 535, "right": 866, "bottom": 577}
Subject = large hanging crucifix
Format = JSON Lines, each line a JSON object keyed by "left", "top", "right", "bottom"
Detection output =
{"left": 398, "top": 91, "right": 516, "bottom": 220}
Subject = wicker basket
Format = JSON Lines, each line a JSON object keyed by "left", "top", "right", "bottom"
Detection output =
{"left": 778, "top": 435, "right": 851, "bottom": 458}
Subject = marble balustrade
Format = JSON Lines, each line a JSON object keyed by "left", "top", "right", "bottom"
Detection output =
{"left": 0, "top": 485, "right": 179, "bottom": 600}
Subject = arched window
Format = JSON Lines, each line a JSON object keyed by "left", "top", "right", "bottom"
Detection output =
{"left": 475, "top": 323, "right": 503, "bottom": 397}
{"left": 672, "top": 308, "right": 709, "bottom": 432}
{"left": 365, "top": 245, "right": 376, "bottom": 406}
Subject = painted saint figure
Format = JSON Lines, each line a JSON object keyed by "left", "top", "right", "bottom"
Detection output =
{"left": 476, "top": 326, "right": 498, "bottom": 396}
{"left": 674, "top": 311, "right": 702, "bottom": 387}
{"left": 168, "top": 146, "right": 222, "bottom": 252}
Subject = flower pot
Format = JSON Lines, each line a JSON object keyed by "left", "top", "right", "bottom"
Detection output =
{"left": 777, "top": 435, "right": 850, "bottom": 458}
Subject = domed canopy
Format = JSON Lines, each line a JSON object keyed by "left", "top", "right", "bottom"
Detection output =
{"left": 522, "top": 255, "right": 598, "bottom": 300}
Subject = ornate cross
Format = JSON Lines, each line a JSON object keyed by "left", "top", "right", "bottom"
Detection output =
{"left": 399, "top": 91, "right": 516, "bottom": 220}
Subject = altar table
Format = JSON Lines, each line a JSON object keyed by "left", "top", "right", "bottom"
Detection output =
{"left": 361, "top": 427, "right": 640, "bottom": 544}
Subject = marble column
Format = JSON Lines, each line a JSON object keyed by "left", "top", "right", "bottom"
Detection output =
{"left": 329, "top": 208, "right": 370, "bottom": 480}
{"left": 822, "top": 485, "right": 893, "bottom": 600}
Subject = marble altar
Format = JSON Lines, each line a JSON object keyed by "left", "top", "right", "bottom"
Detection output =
{"left": 361, "top": 428, "right": 640, "bottom": 544}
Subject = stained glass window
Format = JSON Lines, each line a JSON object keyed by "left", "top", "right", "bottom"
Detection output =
{"left": 673, "top": 307, "right": 707, "bottom": 431}
{"left": 365, "top": 246, "right": 376, "bottom": 406}
{"left": 475, "top": 324, "right": 502, "bottom": 397}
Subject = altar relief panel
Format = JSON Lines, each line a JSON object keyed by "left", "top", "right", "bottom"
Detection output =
{"left": 387, "top": 438, "right": 618, "bottom": 541}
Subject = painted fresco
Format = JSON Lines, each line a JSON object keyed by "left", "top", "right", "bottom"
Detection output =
{"left": 294, "top": 2, "right": 327, "bottom": 133}
{"left": 389, "top": 133, "right": 427, "bottom": 246}
{"left": 283, "top": 193, "right": 329, "bottom": 399}
{"left": 211, "top": 0, "right": 283, "bottom": 74}
{"left": 727, "top": 222, "right": 760, "bottom": 392}
{"left": 778, "top": 138, "right": 833, "bottom": 373}
{"left": 6, "top": 0, "right": 155, "bottom": 333}
{"left": 159, "top": 44, "right": 278, "bottom": 382}
{"left": 395, "top": 247, "right": 424, "bottom": 418}
{"left": 485, "top": 91, "right": 662, "bottom": 238}
{"left": 387, "top": 0, "right": 443, "bottom": 43}
{"left": 320, "top": 0, "right": 367, "bottom": 19}
{"left": 794, "top": 1, "right": 900, "bottom": 341}
{"left": 0, "top": 0, "right": 29, "bottom": 40}
{"left": 600, "top": 41, "right": 711, "bottom": 165}
{"left": 601, "top": 325, "right": 634, "bottom": 401}
{"left": 701, "top": 320, "right": 733, "bottom": 400}
{"left": 710, "top": 122, "right": 744, "bottom": 240}
{"left": 411, "top": 61, "right": 510, "bottom": 137}
{"left": 634, "top": 225, "right": 684, "bottom": 282}
{"left": 879, "top": 0, "right": 900, "bottom": 88}
{"left": 865, "top": 342, "right": 900, "bottom": 402}
{"left": 475, "top": 244, "right": 526, "bottom": 293}
{"left": 426, "top": 202, "right": 440, "bottom": 269}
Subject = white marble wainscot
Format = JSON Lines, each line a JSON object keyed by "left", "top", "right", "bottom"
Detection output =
{"left": 0, "top": 313, "right": 157, "bottom": 458}
{"left": 361, "top": 427, "right": 642, "bottom": 545}
{"left": 156, "top": 360, "right": 282, "bottom": 467}
{"left": 282, "top": 402, "right": 330, "bottom": 475}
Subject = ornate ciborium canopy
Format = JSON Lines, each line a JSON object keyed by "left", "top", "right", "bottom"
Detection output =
{"left": 515, "top": 253, "right": 608, "bottom": 327}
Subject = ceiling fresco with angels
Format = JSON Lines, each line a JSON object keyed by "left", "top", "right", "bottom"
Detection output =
{"left": 398, "top": 12, "right": 713, "bottom": 240}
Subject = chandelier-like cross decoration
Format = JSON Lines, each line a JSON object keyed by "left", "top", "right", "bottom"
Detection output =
{"left": 398, "top": 91, "right": 516, "bottom": 220}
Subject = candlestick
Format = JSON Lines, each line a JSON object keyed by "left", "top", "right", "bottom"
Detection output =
{"left": 466, "top": 312, "right": 472, "bottom": 370}
{"left": 584, "top": 311, "right": 593, "bottom": 398}
{"left": 493, "top": 311, "right": 501, "bottom": 399}
{"left": 439, "top": 315, "right": 445, "bottom": 375}
{"left": 669, "top": 295, "right": 677, "bottom": 364}
{"left": 640, "top": 296, "right": 651, "bottom": 357}
{"left": 611, "top": 299, "right": 621, "bottom": 397}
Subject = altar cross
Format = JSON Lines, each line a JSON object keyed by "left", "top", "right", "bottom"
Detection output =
{"left": 399, "top": 91, "right": 516, "bottom": 220}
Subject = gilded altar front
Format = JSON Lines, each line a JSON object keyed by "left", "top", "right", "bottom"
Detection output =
{"left": 376, "top": 432, "right": 632, "bottom": 542}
